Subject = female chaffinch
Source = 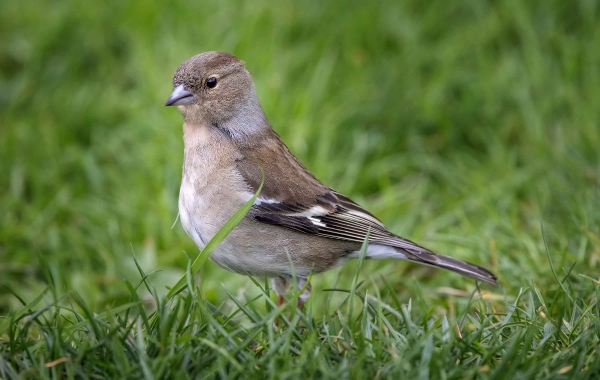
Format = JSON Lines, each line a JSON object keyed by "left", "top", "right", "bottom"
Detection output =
{"left": 165, "top": 52, "right": 497, "bottom": 308}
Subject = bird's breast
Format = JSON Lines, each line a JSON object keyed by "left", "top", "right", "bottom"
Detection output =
{"left": 178, "top": 145, "right": 251, "bottom": 252}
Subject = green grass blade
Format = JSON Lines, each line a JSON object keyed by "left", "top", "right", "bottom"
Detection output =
{"left": 0, "top": 288, "right": 48, "bottom": 335}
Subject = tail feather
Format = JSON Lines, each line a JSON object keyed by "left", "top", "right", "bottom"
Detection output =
{"left": 356, "top": 241, "right": 498, "bottom": 284}
{"left": 406, "top": 249, "right": 498, "bottom": 285}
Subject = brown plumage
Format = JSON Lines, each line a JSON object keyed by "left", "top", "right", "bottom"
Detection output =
{"left": 165, "top": 51, "right": 497, "bottom": 308}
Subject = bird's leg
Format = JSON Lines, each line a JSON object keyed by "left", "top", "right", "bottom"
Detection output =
{"left": 271, "top": 276, "right": 311, "bottom": 309}
{"left": 296, "top": 277, "right": 312, "bottom": 310}
{"left": 271, "top": 276, "right": 290, "bottom": 329}
{"left": 271, "top": 276, "right": 289, "bottom": 306}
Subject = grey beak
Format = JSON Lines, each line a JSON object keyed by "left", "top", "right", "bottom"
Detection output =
{"left": 165, "top": 84, "right": 195, "bottom": 106}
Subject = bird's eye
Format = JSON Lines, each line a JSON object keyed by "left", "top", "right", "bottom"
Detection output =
{"left": 206, "top": 77, "right": 218, "bottom": 88}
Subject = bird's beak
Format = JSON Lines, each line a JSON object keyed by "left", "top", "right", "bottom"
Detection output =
{"left": 165, "top": 84, "right": 195, "bottom": 106}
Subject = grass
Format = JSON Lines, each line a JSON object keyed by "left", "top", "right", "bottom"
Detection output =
{"left": 1, "top": 0, "right": 600, "bottom": 378}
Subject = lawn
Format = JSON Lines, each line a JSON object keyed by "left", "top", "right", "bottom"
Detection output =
{"left": 1, "top": 0, "right": 600, "bottom": 378}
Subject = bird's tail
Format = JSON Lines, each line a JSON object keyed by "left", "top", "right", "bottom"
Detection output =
{"left": 405, "top": 249, "right": 497, "bottom": 284}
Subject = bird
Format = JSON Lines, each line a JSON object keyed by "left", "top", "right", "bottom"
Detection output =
{"left": 165, "top": 51, "right": 497, "bottom": 309}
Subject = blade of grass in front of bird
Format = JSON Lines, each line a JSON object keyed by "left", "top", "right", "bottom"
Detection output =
{"left": 166, "top": 168, "right": 264, "bottom": 301}
{"left": 348, "top": 229, "right": 370, "bottom": 321}
{"left": 541, "top": 221, "right": 575, "bottom": 303}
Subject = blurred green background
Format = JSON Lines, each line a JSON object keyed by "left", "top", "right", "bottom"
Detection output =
{"left": 1, "top": 0, "right": 599, "bottom": 313}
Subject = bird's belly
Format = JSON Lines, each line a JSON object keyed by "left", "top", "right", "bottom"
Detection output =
{"left": 179, "top": 209, "right": 292, "bottom": 276}
{"left": 178, "top": 174, "right": 296, "bottom": 278}
{"left": 178, "top": 175, "right": 359, "bottom": 278}
{"left": 179, "top": 201, "right": 341, "bottom": 277}
{"left": 178, "top": 171, "right": 247, "bottom": 251}
{"left": 208, "top": 218, "right": 360, "bottom": 278}
{"left": 208, "top": 243, "right": 290, "bottom": 277}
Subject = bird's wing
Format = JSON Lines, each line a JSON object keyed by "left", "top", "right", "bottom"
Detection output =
{"left": 234, "top": 130, "right": 430, "bottom": 253}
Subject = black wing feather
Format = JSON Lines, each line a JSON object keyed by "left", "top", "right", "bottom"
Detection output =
{"left": 251, "top": 190, "right": 431, "bottom": 254}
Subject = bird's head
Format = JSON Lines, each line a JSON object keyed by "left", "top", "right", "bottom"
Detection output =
{"left": 166, "top": 51, "right": 262, "bottom": 127}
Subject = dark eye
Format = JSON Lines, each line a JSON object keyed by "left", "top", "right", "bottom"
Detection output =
{"left": 206, "top": 77, "right": 218, "bottom": 88}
